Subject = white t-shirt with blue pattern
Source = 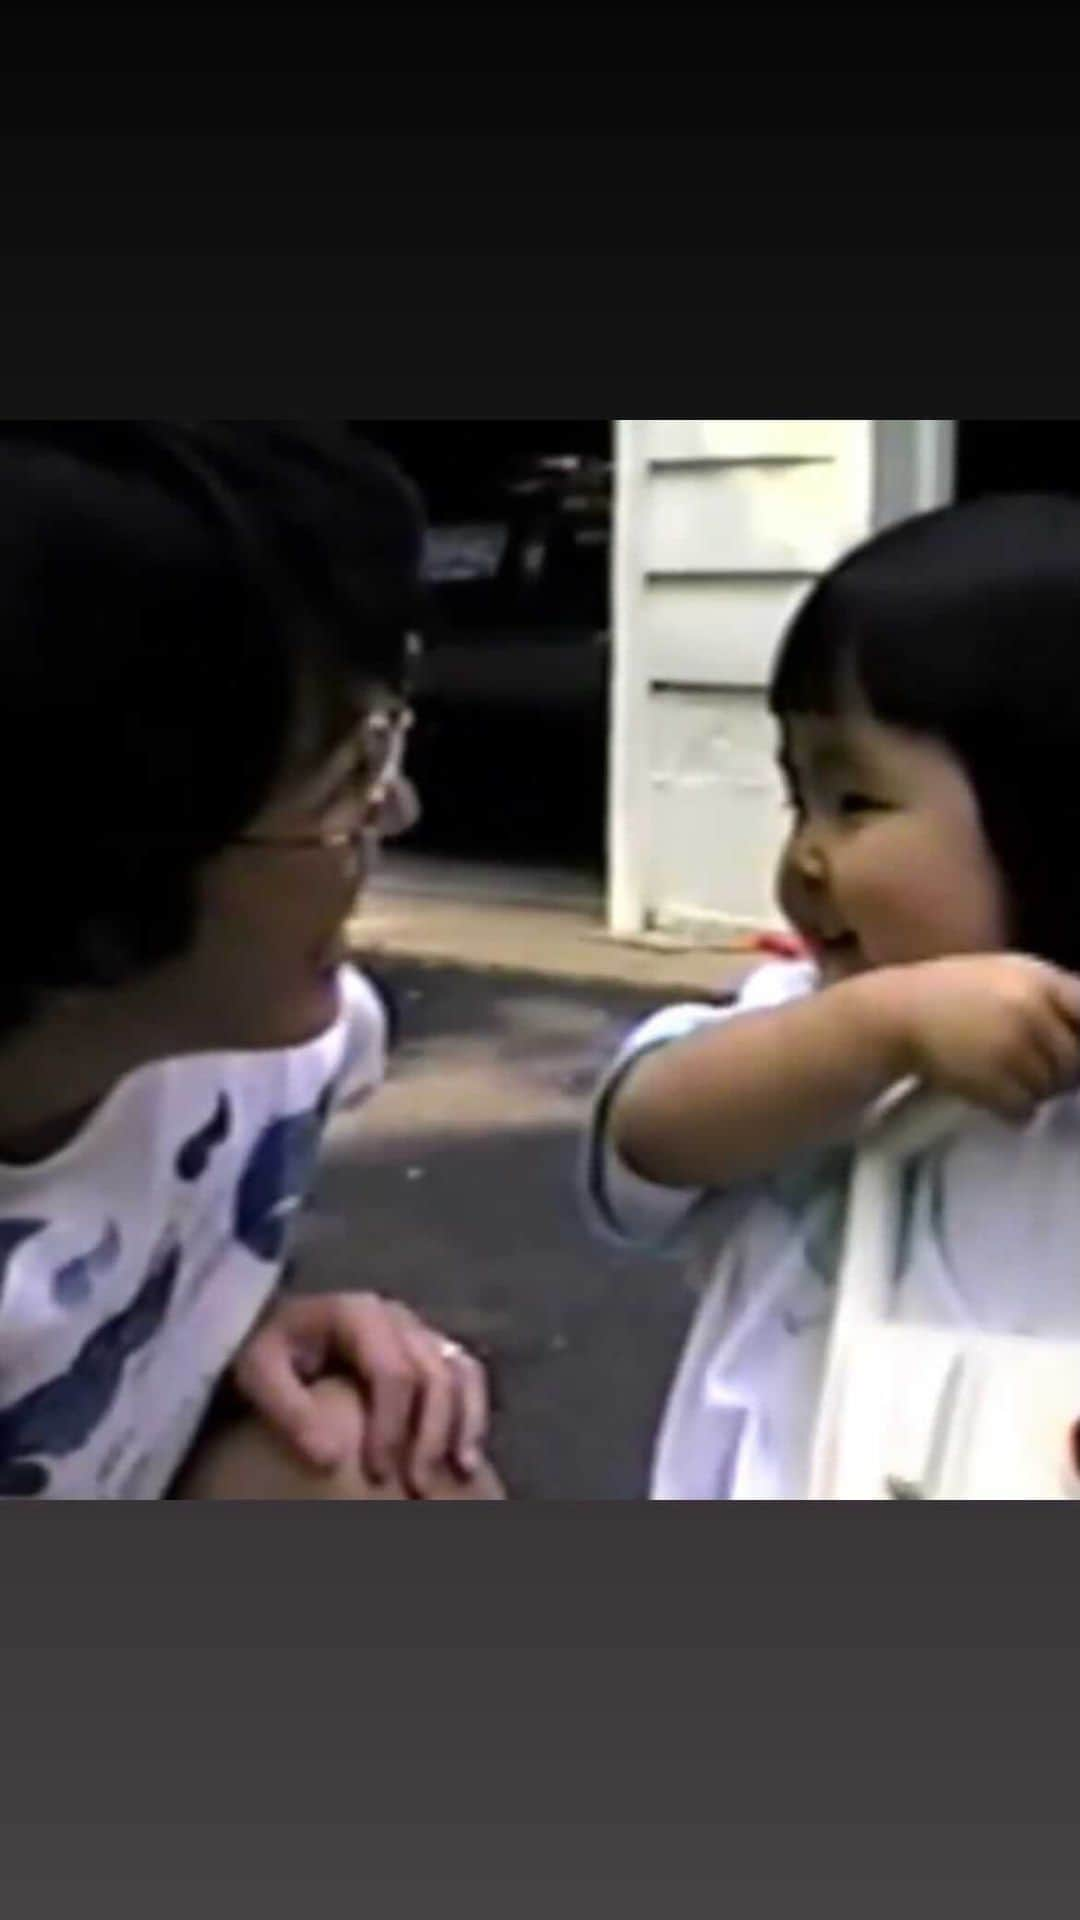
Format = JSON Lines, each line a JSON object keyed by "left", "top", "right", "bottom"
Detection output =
{"left": 0, "top": 966, "right": 385, "bottom": 1500}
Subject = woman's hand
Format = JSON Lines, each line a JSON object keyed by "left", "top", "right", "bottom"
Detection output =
{"left": 232, "top": 1291, "right": 490, "bottom": 1497}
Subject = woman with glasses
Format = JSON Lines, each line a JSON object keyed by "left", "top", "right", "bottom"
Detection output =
{"left": 0, "top": 424, "right": 501, "bottom": 1502}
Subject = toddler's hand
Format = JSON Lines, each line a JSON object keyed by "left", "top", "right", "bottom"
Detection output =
{"left": 871, "top": 954, "right": 1080, "bottom": 1122}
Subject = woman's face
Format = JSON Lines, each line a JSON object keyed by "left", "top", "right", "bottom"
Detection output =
{"left": 123, "top": 713, "right": 401, "bottom": 1057}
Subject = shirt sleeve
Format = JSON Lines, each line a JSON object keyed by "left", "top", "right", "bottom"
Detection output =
{"left": 330, "top": 965, "right": 389, "bottom": 1113}
{"left": 583, "top": 960, "right": 819, "bottom": 1249}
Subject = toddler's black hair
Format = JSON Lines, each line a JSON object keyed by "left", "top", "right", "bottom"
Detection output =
{"left": 771, "top": 493, "right": 1080, "bottom": 967}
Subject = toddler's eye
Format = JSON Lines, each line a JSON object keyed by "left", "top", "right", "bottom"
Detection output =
{"left": 837, "top": 792, "right": 880, "bottom": 818}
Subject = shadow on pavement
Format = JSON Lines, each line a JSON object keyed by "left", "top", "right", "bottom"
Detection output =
{"left": 297, "top": 959, "right": 697, "bottom": 1500}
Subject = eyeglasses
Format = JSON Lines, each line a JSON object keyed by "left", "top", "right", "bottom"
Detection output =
{"left": 233, "top": 705, "right": 413, "bottom": 857}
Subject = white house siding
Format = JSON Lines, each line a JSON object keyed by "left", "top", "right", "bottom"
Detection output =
{"left": 608, "top": 420, "right": 955, "bottom": 941}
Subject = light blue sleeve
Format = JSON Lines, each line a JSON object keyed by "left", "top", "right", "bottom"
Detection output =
{"left": 582, "top": 961, "right": 819, "bottom": 1248}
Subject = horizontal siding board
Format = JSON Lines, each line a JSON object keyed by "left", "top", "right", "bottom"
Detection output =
{"left": 641, "top": 576, "right": 813, "bottom": 688}
{"left": 643, "top": 419, "right": 856, "bottom": 463}
{"left": 646, "top": 688, "right": 788, "bottom": 931}
{"left": 642, "top": 461, "right": 870, "bottom": 575}
{"left": 648, "top": 456, "right": 832, "bottom": 474}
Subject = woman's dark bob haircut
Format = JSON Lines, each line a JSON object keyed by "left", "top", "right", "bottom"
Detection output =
{"left": 0, "top": 422, "right": 425, "bottom": 1036}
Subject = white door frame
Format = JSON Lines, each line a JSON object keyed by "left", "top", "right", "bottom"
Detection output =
{"left": 874, "top": 419, "right": 957, "bottom": 528}
{"left": 607, "top": 420, "right": 652, "bottom": 937}
{"left": 606, "top": 420, "right": 958, "bottom": 940}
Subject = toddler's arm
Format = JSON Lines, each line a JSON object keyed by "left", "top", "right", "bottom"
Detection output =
{"left": 610, "top": 954, "right": 1080, "bottom": 1192}
{"left": 610, "top": 971, "right": 905, "bottom": 1191}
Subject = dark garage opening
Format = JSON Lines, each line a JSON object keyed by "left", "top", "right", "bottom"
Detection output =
{"left": 353, "top": 422, "right": 614, "bottom": 880}
{"left": 955, "top": 421, "right": 1080, "bottom": 502}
